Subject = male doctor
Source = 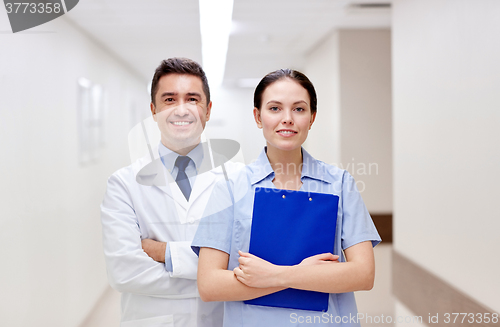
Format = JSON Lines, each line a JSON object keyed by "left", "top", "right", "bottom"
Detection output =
{"left": 101, "top": 58, "right": 234, "bottom": 327}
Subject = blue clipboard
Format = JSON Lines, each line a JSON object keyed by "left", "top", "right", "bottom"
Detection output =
{"left": 244, "top": 187, "right": 339, "bottom": 312}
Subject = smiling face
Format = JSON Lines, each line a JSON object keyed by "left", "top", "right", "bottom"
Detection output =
{"left": 253, "top": 78, "right": 316, "bottom": 154}
{"left": 150, "top": 73, "right": 211, "bottom": 154}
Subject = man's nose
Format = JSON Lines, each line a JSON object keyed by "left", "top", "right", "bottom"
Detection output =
{"left": 174, "top": 102, "right": 190, "bottom": 116}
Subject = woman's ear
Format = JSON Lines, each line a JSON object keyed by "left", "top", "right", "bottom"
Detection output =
{"left": 309, "top": 112, "right": 316, "bottom": 130}
{"left": 253, "top": 107, "right": 263, "bottom": 129}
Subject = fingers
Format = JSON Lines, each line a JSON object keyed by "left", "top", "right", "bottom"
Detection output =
{"left": 238, "top": 250, "right": 255, "bottom": 258}
{"left": 238, "top": 250, "right": 257, "bottom": 266}
{"left": 317, "top": 253, "right": 339, "bottom": 261}
{"left": 141, "top": 239, "right": 152, "bottom": 251}
{"left": 300, "top": 253, "right": 340, "bottom": 266}
{"left": 233, "top": 267, "right": 248, "bottom": 285}
{"left": 238, "top": 256, "right": 249, "bottom": 265}
{"left": 141, "top": 239, "right": 158, "bottom": 250}
{"left": 233, "top": 266, "right": 256, "bottom": 287}
{"left": 233, "top": 267, "right": 242, "bottom": 277}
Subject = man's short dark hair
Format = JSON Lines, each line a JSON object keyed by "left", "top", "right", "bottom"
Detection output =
{"left": 151, "top": 57, "right": 210, "bottom": 106}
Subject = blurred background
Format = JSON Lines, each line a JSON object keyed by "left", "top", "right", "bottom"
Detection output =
{"left": 0, "top": 0, "right": 499, "bottom": 326}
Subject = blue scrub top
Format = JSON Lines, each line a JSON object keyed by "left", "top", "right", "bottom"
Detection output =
{"left": 192, "top": 147, "right": 381, "bottom": 327}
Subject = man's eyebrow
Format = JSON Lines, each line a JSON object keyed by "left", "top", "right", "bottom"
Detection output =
{"left": 293, "top": 100, "right": 308, "bottom": 105}
{"left": 186, "top": 92, "right": 202, "bottom": 97}
{"left": 266, "top": 100, "right": 282, "bottom": 105}
{"left": 160, "top": 92, "right": 177, "bottom": 98}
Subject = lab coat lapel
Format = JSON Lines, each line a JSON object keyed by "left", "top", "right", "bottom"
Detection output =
{"left": 186, "top": 147, "right": 218, "bottom": 209}
{"left": 166, "top": 170, "right": 189, "bottom": 210}
{"left": 134, "top": 147, "right": 179, "bottom": 204}
{"left": 139, "top": 141, "right": 222, "bottom": 211}
{"left": 188, "top": 170, "right": 216, "bottom": 209}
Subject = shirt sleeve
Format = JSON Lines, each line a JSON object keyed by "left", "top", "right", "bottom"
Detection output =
{"left": 164, "top": 242, "right": 173, "bottom": 272}
{"left": 168, "top": 241, "right": 199, "bottom": 280}
{"left": 340, "top": 171, "right": 382, "bottom": 250}
{"left": 192, "top": 179, "right": 235, "bottom": 256}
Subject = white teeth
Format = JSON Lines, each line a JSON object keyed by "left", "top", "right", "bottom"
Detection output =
{"left": 172, "top": 121, "right": 191, "bottom": 126}
{"left": 279, "top": 131, "right": 295, "bottom": 134}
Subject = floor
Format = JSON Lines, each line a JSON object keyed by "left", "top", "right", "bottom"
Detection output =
{"left": 355, "top": 243, "right": 395, "bottom": 327}
{"left": 82, "top": 244, "right": 397, "bottom": 327}
{"left": 79, "top": 286, "right": 121, "bottom": 327}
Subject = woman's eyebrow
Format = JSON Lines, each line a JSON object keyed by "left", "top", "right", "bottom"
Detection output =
{"left": 266, "top": 100, "right": 309, "bottom": 105}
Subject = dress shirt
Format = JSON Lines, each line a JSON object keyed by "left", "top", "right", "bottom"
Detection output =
{"left": 158, "top": 142, "right": 204, "bottom": 272}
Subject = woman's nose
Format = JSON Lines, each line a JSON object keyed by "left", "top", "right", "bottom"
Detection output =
{"left": 281, "top": 110, "right": 294, "bottom": 125}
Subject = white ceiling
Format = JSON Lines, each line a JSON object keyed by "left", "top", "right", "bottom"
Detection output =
{"left": 65, "top": 0, "right": 391, "bottom": 85}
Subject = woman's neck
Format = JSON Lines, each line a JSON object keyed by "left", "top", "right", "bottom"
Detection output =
{"left": 266, "top": 145, "right": 303, "bottom": 191}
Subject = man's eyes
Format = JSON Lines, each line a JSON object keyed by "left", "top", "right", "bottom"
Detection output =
{"left": 294, "top": 107, "right": 304, "bottom": 112}
{"left": 269, "top": 106, "right": 280, "bottom": 111}
{"left": 163, "top": 97, "right": 199, "bottom": 103}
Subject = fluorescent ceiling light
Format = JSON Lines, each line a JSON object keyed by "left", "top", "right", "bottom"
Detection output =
{"left": 237, "top": 78, "right": 261, "bottom": 88}
{"left": 199, "top": 0, "right": 234, "bottom": 90}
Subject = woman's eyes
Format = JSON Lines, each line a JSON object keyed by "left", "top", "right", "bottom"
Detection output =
{"left": 268, "top": 106, "right": 306, "bottom": 112}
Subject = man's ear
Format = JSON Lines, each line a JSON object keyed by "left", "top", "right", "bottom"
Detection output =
{"left": 309, "top": 112, "right": 316, "bottom": 130}
{"left": 253, "top": 107, "right": 262, "bottom": 129}
{"left": 205, "top": 101, "right": 212, "bottom": 121}
{"left": 150, "top": 102, "right": 157, "bottom": 122}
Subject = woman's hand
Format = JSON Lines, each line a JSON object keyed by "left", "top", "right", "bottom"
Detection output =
{"left": 233, "top": 251, "right": 283, "bottom": 288}
{"left": 299, "top": 253, "right": 339, "bottom": 266}
{"left": 233, "top": 252, "right": 339, "bottom": 289}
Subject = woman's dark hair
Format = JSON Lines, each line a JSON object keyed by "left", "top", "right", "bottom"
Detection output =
{"left": 253, "top": 69, "right": 317, "bottom": 114}
{"left": 151, "top": 57, "right": 210, "bottom": 105}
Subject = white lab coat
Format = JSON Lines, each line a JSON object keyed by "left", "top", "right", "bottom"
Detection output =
{"left": 101, "top": 143, "right": 241, "bottom": 327}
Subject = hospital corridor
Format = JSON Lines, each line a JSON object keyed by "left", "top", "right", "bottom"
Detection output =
{"left": 0, "top": 1, "right": 499, "bottom": 326}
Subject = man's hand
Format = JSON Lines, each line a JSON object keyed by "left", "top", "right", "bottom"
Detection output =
{"left": 141, "top": 239, "right": 167, "bottom": 263}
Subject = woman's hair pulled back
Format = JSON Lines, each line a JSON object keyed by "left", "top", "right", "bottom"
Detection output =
{"left": 253, "top": 69, "right": 317, "bottom": 114}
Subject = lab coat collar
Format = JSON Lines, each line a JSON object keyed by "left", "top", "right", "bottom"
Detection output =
{"left": 167, "top": 142, "right": 218, "bottom": 210}
{"left": 135, "top": 142, "right": 220, "bottom": 211}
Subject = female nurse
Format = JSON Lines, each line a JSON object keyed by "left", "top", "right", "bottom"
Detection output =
{"left": 192, "top": 69, "right": 381, "bottom": 327}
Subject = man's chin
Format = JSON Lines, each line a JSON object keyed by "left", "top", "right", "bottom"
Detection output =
{"left": 162, "top": 134, "right": 202, "bottom": 151}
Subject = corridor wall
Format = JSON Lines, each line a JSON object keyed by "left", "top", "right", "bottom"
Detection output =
{"left": 305, "top": 29, "right": 393, "bottom": 214}
{"left": 0, "top": 14, "right": 149, "bottom": 327}
{"left": 392, "top": 0, "right": 500, "bottom": 319}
